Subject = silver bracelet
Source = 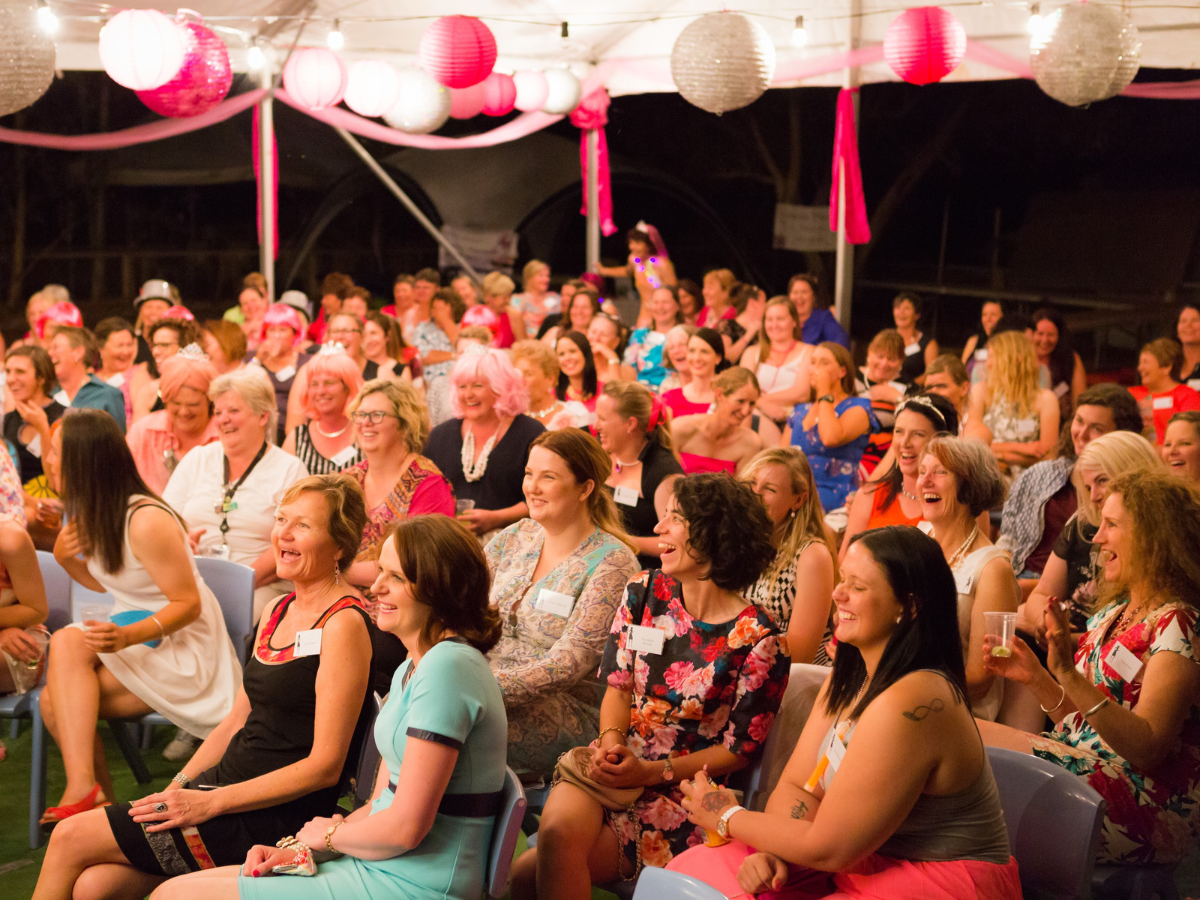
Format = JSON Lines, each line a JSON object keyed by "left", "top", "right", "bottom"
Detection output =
{"left": 172, "top": 772, "right": 192, "bottom": 788}
{"left": 1083, "top": 697, "right": 1111, "bottom": 718}
{"left": 1040, "top": 682, "right": 1067, "bottom": 715}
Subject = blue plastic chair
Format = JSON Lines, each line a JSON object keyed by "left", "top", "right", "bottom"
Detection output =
{"left": 0, "top": 552, "right": 73, "bottom": 849}
{"left": 487, "top": 767, "right": 527, "bottom": 900}
{"left": 352, "top": 693, "right": 385, "bottom": 810}
{"left": 987, "top": 746, "right": 1106, "bottom": 899}
{"left": 631, "top": 867, "right": 728, "bottom": 900}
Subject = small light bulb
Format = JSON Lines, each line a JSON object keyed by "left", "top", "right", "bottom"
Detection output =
{"left": 791, "top": 15, "right": 808, "bottom": 48}
{"left": 248, "top": 45, "right": 265, "bottom": 70}
{"left": 327, "top": 20, "right": 344, "bottom": 51}
{"left": 37, "top": 2, "right": 58, "bottom": 34}
{"left": 1027, "top": 3, "right": 1042, "bottom": 34}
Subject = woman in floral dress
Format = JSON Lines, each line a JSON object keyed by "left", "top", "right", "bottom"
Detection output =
{"left": 486, "top": 429, "right": 640, "bottom": 783}
{"left": 510, "top": 472, "right": 788, "bottom": 900}
{"left": 980, "top": 470, "right": 1200, "bottom": 865}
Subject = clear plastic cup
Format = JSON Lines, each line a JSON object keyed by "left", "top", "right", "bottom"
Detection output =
{"left": 79, "top": 604, "right": 111, "bottom": 630}
{"left": 455, "top": 499, "right": 476, "bottom": 515}
{"left": 3, "top": 627, "right": 49, "bottom": 693}
{"left": 984, "top": 611, "right": 1019, "bottom": 658}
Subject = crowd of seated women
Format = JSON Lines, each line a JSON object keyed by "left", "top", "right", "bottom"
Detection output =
{"left": 2, "top": 271, "right": 1199, "bottom": 900}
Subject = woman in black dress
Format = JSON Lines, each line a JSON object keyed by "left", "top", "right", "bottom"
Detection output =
{"left": 3, "top": 345, "right": 63, "bottom": 488}
{"left": 33, "top": 474, "right": 376, "bottom": 900}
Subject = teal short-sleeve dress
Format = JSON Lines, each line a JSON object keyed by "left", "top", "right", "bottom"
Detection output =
{"left": 239, "top": 639, "right": 508, "bottom": 900}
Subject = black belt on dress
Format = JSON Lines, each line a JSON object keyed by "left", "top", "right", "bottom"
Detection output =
{"left": 386, "top": 779, "right": 504, "bottom": 818}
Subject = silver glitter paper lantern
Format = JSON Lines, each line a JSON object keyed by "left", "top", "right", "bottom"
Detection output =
{"left": 671, "top": 11, "right": 776, "bottom": 115}
{"left": 1030, "top": 2, "right": 1141, "bottom": 107}
{"left": 0, "top": 0, "right": 55, "bottom": 117}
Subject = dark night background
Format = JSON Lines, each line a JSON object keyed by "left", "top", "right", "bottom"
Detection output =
{"left": 2, "top": 67, "right": 1199, "bottom": 372}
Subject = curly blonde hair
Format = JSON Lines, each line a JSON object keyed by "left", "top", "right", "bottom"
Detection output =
{"left": 347, "top": 378, "right": 430, "bottom": 453}
{"left": 986, "top": 330, "right": 1040, "bottom": 418}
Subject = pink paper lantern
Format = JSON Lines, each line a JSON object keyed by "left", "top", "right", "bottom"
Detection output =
{"left": 512, "top": 70, "right": 549, "bottom": 112}
{"left": 418, "top": 15, "right": 497, "bottom": 89}
{"left": 481, "top": 71, "right": 516, "bottom": 116}
{"left": 136, "top": 19, "right": 232, "bottom": 118}
{"left": 883, "top": 6, "right": 966, "bottom": 85}
{"left": 99, "top": 9, "right": 186, "bottom": 91}
{"left": 344, "top": 60, "right": 401, "bottom": 117}
{"left": 449, "top": 83, "right": 487, "bottom": 119}
{"left": 283, "top": 47, "right": 348, "bottom": 110}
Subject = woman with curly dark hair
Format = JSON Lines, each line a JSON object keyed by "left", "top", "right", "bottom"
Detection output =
{"left": 511, "top": 473, "right": 791, "bottom": 899}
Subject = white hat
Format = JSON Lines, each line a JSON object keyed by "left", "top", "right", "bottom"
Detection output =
{"left": 135, "top": 279, "right": 176, "bottom": 309}
{"left": 279, "top": 290, "right": 312, "bottom": 319}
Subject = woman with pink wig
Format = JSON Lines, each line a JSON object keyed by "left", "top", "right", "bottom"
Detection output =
{"left": 125, "top": 350, "right": 221, "bottom": 493}
{"left": 250, "top": 303, "right": 312, "bottom": 443}
{"left": 425, "top": 347, "right": 545, "bottom": 539}
{"left": 282, "top": 346, "right": 364, "bottom": 474}
{"left": 36, "top": 301, "right": 84, "bottom": 344}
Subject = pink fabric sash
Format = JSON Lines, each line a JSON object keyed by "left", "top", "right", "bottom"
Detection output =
{"left": 831, "top": 88, "right": 871, "bottom": 245}
{"left": 570, "top": 88, "right": 617, "bottom": 237}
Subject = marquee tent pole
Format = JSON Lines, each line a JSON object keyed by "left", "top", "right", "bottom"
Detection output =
{"left": 586, "top": 128, "right": 601, "bottom": 273}
{"left": 257, "top": 66, "right": 276, "bottom": 301}
{"left": 335, "top": 126, "right": 483, "bottom": 283}
{"left": 834, "top": 0, "right": 862, "bottom": 333}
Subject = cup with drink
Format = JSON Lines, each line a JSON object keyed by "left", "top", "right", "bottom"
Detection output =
{"left": 3, "top": 626, "right": 50, "bottom": 694}
{"left": 455, "top": 499, "right": 476, "bottom": 516}
{"left": 80, "top": 604, "right": 111, "bottom": 630}
{"left": 984, "top": 611, "right": 1019, "bottom": 658}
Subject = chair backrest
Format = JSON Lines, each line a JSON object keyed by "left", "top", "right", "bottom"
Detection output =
{"left": 353, "top": 692, "right": 385, "bottom": 810}
{"left": 36, "top": 551, "right": 73, "bottom": 633}
{"left": 486, "top": 767, "right": 527, "bottom": 900}
{"left": 632, "top": 866, "right": 730, "bottom": 900}
{"left": 194, "top": 557, "right": 256, "bottom": 664}
{"left": 987, "top": 746, "right": 1106, "bottom": 899}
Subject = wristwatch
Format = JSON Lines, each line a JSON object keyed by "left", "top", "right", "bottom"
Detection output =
{"left": 661, "top": 756, "right": 675, "bottom": 783}
{"left": 717, "top": 804, "right": 745, "bottom": 840}
{"left": 818, "top": 394, "right": 836, "bottom": 404}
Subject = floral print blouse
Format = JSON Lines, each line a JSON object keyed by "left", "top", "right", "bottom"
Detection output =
{"left": 1032, "top": 600, "right": 1200, "bottom": 864}
{"left": 599, "top": 569, "right": 790, "bottom": 870}
{"left": 485, "top": 519, "right": 639, "bottom": 710}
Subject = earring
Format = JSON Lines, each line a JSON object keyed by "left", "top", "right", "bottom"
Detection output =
{"left": 334, "top": 560, "right": 341, "bottom": 586}
{"left": 895, "top": 613, "right": 903, "bottom": 624}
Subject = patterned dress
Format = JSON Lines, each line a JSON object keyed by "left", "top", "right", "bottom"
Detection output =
{"left": 1030, "top": 601, "right": 1200, "bottom": 864}
{"left": 787, "top": 398, "right": 878, "bottom": 512}
{"left": 744, "top": 541, "right": 833, "bottom": 667}
{"left": 599, "top": 570, "right": 790, "bottom": 872}
{"left": 623, "top": 328, "right": 669, "bottom": 390}
{"left": 413, "top": 321, "right": 455, "bottom": 427}
{"left": 485, "top": 520, "right": 639, "bottom": 781}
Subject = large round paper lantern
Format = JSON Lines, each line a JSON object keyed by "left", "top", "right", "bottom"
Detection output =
{"left": 542, "top": 68, "right": 582, "bottom": 115}
{"left": 418, "top": 15, "right": 497, "bottom": 89}
{"left": 343, "top": 60, "right": 401, "bottom": 117}
{"left": 383, "top": 68, "right": 451, "bottom": 134}
{"left": 0, "top": 0, "right": 55, "bottom": 117}
{"left": 512, "top": 70, "right": 549, "bottom": 112}
{"left": 1030, "top": 2, "right": 1140, "bottom": 107}
{"left": 283, "top": 47, "right": 347, "bottom": 110}
{"left": 136, "top": 19, "right": 232, "bottom": 118}
{"left": 883, "top": 7, "right": 966, "bottom": 85}
{"left": 449, "top": 83, "right": 487, "bottom": 119}
{"left": 99, "top": 9, "right": 186, "bottom": 91}
{"left": 481, "top": 71, "right": 516, "bottom": 116}
{"left": 670, "top": 12, "right": 776, "bottom": 115}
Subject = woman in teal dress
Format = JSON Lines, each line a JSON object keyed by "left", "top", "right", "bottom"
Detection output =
{"left": 153, "top": 515, "right": 507, "bottom": 900}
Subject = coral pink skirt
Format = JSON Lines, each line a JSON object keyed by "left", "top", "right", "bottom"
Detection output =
{"left": 666, "top": 841, "right": 1022, "bottom": 900}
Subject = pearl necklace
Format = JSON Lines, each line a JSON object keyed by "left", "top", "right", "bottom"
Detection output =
{"left": 530, "top": 399, "right": 562, "bottom": 419}
{"left": 947, "top": 524, "right": 980, "bottom": 571}
{"left": 462, "top": 425, "right": 498, "bottom": 483}
{"left": 315, "top": 420, "right": 350, "bottom": 438}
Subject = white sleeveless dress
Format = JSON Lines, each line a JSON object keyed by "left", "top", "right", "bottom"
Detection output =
{"left": 81, "top": 498, "right": 242, "bottom": 737}
{"left": 953, "top": 545, "right": 1009, "bottom": 722}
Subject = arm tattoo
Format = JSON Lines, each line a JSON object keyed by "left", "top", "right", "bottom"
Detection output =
{"left": 790, "top": 800, "right": 809, "bottom": 820}
{"left": 701, "top": 790, "right": 737, "bottom": 813}
{"left": 902, "top": 698, "right": 945, "bottom": 721}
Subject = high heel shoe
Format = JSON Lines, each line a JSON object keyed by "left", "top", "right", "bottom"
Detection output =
{"left": 40, "top": 783, "right": 108, "bottom": 830}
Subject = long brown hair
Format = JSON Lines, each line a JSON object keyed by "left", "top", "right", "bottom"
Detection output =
{"left": 531, "top": 429, "right": 638, "bottom": 554}
{"left": 61, "top": 410, "right": 180, "bottom": 574}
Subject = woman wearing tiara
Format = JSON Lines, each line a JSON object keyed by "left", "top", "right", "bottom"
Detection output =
{"left": 595, "top": 224, "right": 678, "bottom": 328}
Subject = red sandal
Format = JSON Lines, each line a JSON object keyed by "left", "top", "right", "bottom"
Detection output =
{"left": 40, "top": 784, "right": 109, "bottom": 829}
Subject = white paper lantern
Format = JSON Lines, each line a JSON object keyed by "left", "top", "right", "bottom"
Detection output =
{"left": 283, "top": 47, "right": 348, "bottom": 110}
{"left": 344, "top": 60, "right": 401, "bottom": 117}
{"left": 670, "top": 11, "right": 776, "bottom": 115}
{"left": 1031, "top": 2, "right": 1140, "bottom": 107}
{"left": 99, "top": 8, "right": 186, "bottom": 92}
{"left": 512, "top": 70, "right": 549, "bottom": 112}
{"left": 0, "top": 0, "right": 54, "bottom": 117}
{"left": 384, "top": 68, "right": 451, "bottom": 134}
{"left": 541, "top": 68, "right": 582, "bottom": 115}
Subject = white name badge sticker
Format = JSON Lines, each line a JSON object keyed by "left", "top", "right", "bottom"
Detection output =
{"left": 294, "top": 629, "right": 323, "bottom": 658}
{"left": 1189, "top": 379, "right": 1200, "bottom": 392}
{"left": 537, "top": 589, "right": 576, "bottom": 618}
{"left": 826, "top": 735, "right": 847, "bottom": 773}
{"left": 627, "top": 625, "right": 666, "bottom": 655}
{"left": 905, "top": 343, "right": 921, "bottom": 357}
{"left": 276, "top": 365, "right": 297, "bottom": 382}
{"left": 1105, "top": 642, "right": 1144, "bottom": 683}
{"left": 613, "top": 485, "right": 640, "bottom": 507}
{"left": 1153, "top": 395, "right": 1175, "bottom": 411}
{"left": 329, "top": 446, "right": 359, "bottom": 467}
{"left": 26, "top": 433, "right": 42, "bottom": 458}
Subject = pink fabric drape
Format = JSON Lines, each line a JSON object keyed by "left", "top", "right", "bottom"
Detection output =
{"left": 831, "top": 88, "right": 871, "bottom": 245}
{"left": 570, "top": 88, "right": 617, "bottom": 237}
{"left": 252, "top": 104, "right": 278, "bottom": 260}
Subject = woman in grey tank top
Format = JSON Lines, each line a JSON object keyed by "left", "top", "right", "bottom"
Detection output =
{"left": 669, "top": 526, "right": 1022, "bottom": 900}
